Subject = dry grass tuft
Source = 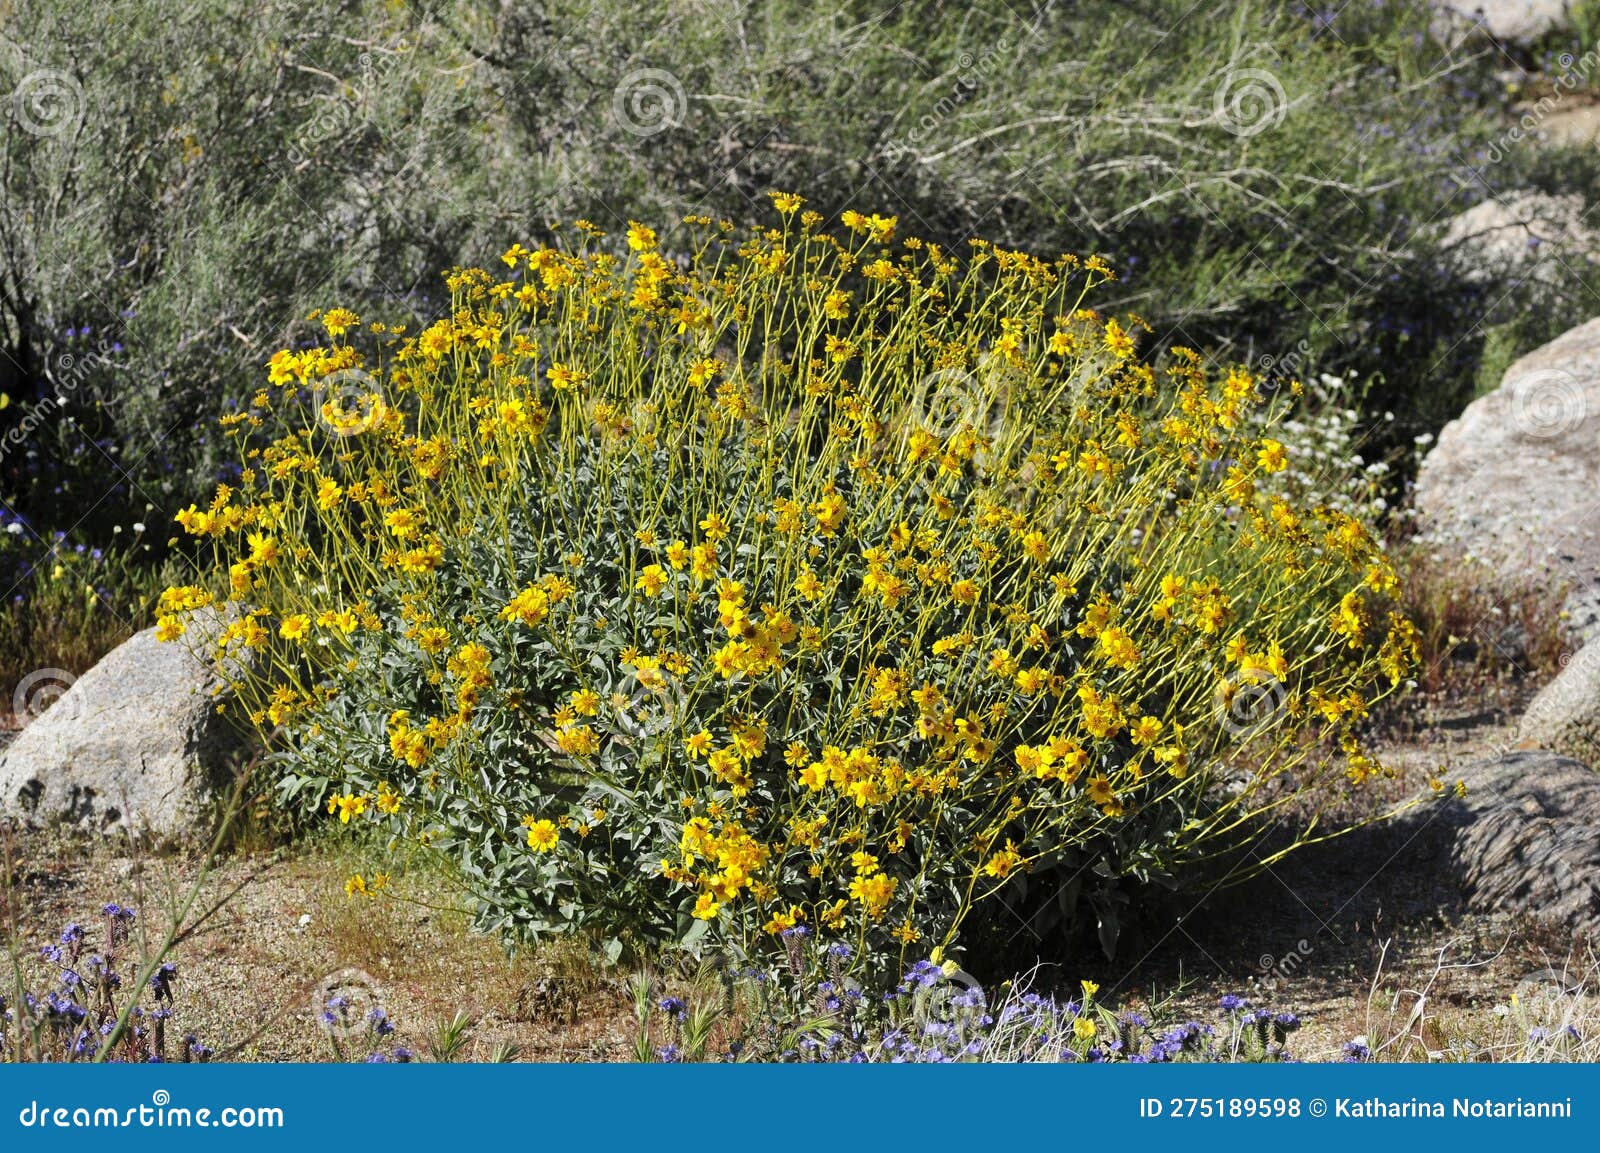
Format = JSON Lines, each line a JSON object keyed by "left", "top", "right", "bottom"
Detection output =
{"left": 1351, "top": 938, "right": 1600, "bottom": 1062}
{"left": 1395, "top": 549, "right": 1569, "bottom": 699}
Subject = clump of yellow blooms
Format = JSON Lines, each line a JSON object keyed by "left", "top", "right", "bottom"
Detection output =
{"left": 161, "top": 192, "right": 1416, "bottom": 972}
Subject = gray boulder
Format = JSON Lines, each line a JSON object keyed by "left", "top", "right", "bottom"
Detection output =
{"left": 1519, "top": 644, "right": 1600, "bottom": 765}
{"left": 1436, "top": 1, "right": 1572, "bottom": 42}
{"left": 1427, "top": 751, "right": 1600, "bottom": 936}
{"left": 1539, "top": 103, "right": 1600, "bottom": 149}
{"left": 1413, "top": 316, "right": 1600, "bottom": 642}
{"left": 0, "top": 610, "right": 250, "bottom": 836}
{"left": 1437, "top": 191, "right": 1598, "bottom": 288}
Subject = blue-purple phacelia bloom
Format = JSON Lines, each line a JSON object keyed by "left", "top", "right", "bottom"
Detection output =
{"left": 952, "top": 986, "right": 986, "bottom": 1010}
{"left": 149, "top": 963, "right": 178, "bottom": 1002}
{"left": 901, "top": 960, "right": 943, "bottom": 991}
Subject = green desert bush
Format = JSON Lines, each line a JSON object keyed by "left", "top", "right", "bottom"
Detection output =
{"left": 160, "top": 204, "right": 1416, "bottom": 976}
{"left": 3, "top": 0, "right": 1591, "bottom": 545}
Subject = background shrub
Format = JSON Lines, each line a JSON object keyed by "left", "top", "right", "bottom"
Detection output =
{"left": 0, "top": 512, "right": 172, "bottom": 694}
{"left": 3, "top": 0, "right": 1595, "bottom": 551}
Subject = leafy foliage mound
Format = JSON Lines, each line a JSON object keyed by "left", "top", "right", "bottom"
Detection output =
{"left": 162, "top": 201, "right": 1415, "bottom": 972}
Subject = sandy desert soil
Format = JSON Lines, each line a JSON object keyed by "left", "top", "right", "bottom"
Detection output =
{"left": 2, "top": 674, "right": 1589, "bottom": 1063}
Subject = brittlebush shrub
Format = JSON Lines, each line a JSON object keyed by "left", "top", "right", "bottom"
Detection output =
{"left": 159, "top": 197, "right": 1417, "bottom": 975}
